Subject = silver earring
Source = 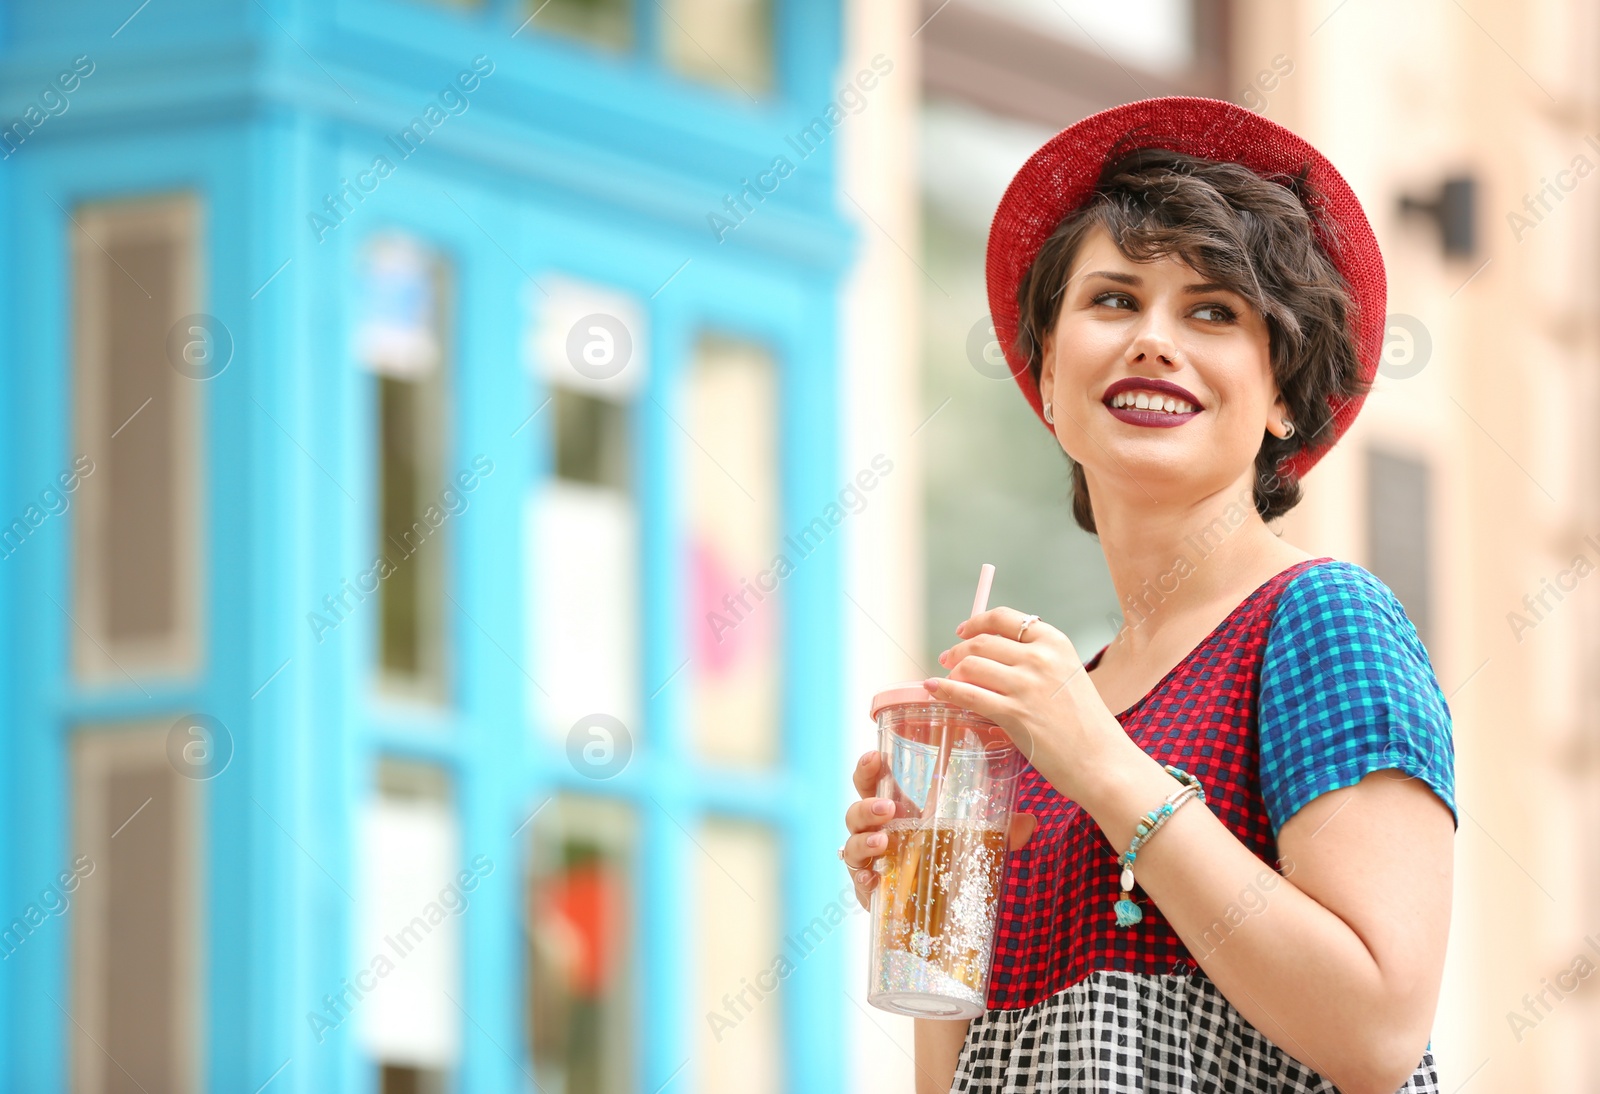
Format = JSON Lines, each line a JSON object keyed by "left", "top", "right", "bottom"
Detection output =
{"left": 1044, "top": 401, "right": 1055, "bottom": 424}
{"left": 1281, "top": 419, "right": 1295, "bottom": 439}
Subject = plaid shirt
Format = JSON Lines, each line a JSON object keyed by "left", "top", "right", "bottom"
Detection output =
{"left": 984, "top": 556, "right": 1457, "bottom": 1011}
{"left": 954, "top": 558, "right": 1455, "bottom": 1092}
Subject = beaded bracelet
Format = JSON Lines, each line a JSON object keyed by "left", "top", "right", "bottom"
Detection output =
{"left": 1113, "top": 784, "right": 1200, "bottom": 927}
{"left": 1113, "top": 764, "right": 1206, "bottom": 928}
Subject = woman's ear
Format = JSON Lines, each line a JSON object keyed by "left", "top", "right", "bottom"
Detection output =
{"left": 1267, "top": 388, "right": 1292, "bottom": 439}
{"left": 1038, "top": 332, "right": 1055, "bottom": 409}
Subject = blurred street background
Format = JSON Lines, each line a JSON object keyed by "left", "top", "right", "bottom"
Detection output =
{"left": 0, "top": 0, "right": 1596, "bottom": 1090}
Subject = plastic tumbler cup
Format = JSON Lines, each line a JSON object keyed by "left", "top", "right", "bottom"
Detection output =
{"left": 866, "top": 683, "right": 1023, "bottom": 1019}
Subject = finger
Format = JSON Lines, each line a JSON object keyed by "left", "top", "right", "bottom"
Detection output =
{"left": 1007, "top": 812, "right": 1038, "bottom": 851}
{"left": 852, "top": 749, "right": 884, "bottom": 800}
{"left": 841, "top": 827, "right": 890, "bottom": 871}
{"left": 845, "top": 797, "right": 896, "bottom": 835}
{"left": 939, "top": 631, "right": 1027, "bottom": 671}
{"left": 946, "top": 654, "right": 1021, "bottom": 697}
{"left": 921, "top": 673, "right": 1007, "bottom": 726}
{"left": 956, "top": 606, "right": 1039, "bottom": 640}
{"left": 852, "top": 870, "right": 879, "bottom": 911}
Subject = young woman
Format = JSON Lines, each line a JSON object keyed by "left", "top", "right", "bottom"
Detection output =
{"left": 840, "top": 98, "right": 1456, "bottom": 1094}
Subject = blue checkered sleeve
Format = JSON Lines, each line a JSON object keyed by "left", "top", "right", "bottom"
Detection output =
{"left": 1258, "top": 560, "right": 1458, "bottom": 838}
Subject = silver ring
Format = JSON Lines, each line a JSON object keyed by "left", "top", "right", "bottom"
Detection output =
{"left": 1017, "top": 614, "right": 1041, "bottom": 641}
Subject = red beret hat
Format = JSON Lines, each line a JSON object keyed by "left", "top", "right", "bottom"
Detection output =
{"left": 986, "top": 95, "right": 1386, "bottom": 482}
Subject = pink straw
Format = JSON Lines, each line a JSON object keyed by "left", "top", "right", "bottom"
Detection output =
{"left": 922, "top": 563, "right": 996, "bottom": 822}
{"left": 971, "top": 563, "right": 995, "bottom": 618}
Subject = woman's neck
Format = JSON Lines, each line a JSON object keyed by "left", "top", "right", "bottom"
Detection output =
{"left": 1089, "top": 472, "right": 1312, "bottom": 660}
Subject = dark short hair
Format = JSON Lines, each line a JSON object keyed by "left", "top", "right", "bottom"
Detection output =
{"left": 1013, "top": 146, "right": 1372, "bottom": 535}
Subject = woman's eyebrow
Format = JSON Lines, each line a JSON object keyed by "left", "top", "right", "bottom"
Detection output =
{"left": 1081, "top": 270, "right": 1139, "bottom": 285}
{"left": 1080, "top": 270, "right": 1236, "bottom": 295}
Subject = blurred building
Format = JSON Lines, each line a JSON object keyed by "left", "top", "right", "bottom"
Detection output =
{"left": 0, "top": 0, "right": 897, "bottom": 1091}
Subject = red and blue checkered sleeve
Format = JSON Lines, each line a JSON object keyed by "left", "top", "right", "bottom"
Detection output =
{"left": 1258, "top": 560, "right": 1457, "bottom": 838}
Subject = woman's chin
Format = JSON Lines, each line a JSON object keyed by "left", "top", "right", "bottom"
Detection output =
{"left": 1076, "top": 438, "right": 1222, "bottom": 498}
{"left": 1092, "top": 431, "right": 1203, "bottom": 472}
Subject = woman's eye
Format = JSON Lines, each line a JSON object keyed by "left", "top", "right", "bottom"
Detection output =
{"left": 1193, "top": 303, "right": 1236, "bottom": 322}
{"left": 1092, "top": 292, "right": 1134, "bottom": 310}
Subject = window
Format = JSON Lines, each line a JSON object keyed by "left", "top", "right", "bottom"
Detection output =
{"left": 522, "top": 0, "right": 773, "bottom": 95}
{"left": 554, "top": 386, "right": 630, "bottom": 492}
{"left": 685, "top": 333, "right": 780, "bottom": 766}
{"left": 378, "top": 1067, "right": 447, "bottom": 1094}
{"left": 358, "top": 236, "right": 452, "bottom": 703}
{"left": 659, "top": 0, "right": 774, "bottom": 94}
{"left": 526, "top": 795, "right": 636, "bottom": 1093}
{"left": 962, "top": 0, "right": 1196, "bottom": 70}
{"left": 695, "top": 819, "right": 780, "bottom": 1094}
{"left": 71, "top": 195, "right": 202, "bottom": 682}
{"left": 1366, "top": 447, "right": 1433, "bottom": 647}
{"left": 527, "top": 279, "right": 643, "bottom": 743}
{"left": 527, "top": 0, "right": 632, "bottom": 50}
{"left": 359, "top": 760, "right": 463, "bottom": 1088}
{"left": 69, "top": 726, "right": 200, "bottom": 1093}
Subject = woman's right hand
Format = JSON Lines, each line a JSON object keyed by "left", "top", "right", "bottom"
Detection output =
{"left": 844, "top": 749, "right": 895, "bottom": 911}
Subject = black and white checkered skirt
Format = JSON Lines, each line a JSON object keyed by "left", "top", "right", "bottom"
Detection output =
{"left": 949, "top": 969, "right": 1441, "bottom": 1093}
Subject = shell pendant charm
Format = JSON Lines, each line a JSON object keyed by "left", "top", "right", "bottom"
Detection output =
{"left": 1115, "top": 864, "right": 1142, "bottom": 926}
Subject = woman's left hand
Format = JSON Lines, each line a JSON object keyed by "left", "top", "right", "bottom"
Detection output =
{"left": 926, "top": 607, "right": 1139, "bottom": 810}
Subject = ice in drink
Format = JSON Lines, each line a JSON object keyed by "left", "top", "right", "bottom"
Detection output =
{"left": 865, "top": 684, "right": 1021, "bottom": 1019}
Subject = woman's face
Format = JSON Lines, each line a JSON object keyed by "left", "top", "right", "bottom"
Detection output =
{"left": 1038, "top": 223, "right": 1286, "bottom": 510}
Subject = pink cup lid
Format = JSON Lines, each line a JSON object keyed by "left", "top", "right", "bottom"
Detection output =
{"left": 869, "top": 680, "right": 950, "bottom": 721}
{"left": 870, "top": 678, "right": 1004, "bottom": 722}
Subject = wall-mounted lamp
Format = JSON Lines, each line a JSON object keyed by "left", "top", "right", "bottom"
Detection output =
{"left": 1398, "top": 174, "right": 1477, "bottom": 259}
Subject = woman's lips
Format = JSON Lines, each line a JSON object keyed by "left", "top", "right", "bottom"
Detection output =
{"left": 1104, "top": 403, "right": 1201, "bottom": 428}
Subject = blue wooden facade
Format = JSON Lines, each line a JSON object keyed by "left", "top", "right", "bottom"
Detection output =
{"left": 0, "top": 0, "right": 860, "bottom": 1090}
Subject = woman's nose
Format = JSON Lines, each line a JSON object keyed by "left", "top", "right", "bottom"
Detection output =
{"left": 1125, "top": 306, "right": 1181, "bottom": 366}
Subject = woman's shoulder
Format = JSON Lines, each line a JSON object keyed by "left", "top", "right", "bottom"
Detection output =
{"left": 1261, "top": 556, "right": 1449, "bottom": 710}
{"left": 1271, "top": 557, "right": 1423, "bottom": 649}
{"left": 1279, "top": 556, "right": 1391, "bottom": 597}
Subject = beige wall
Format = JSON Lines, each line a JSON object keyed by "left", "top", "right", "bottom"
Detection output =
{"left": 1240, "top": 0, "right": 1600, "bottom": 1086}
{"left": 839, "top": 1, "right": 926, "bottom": 1092}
